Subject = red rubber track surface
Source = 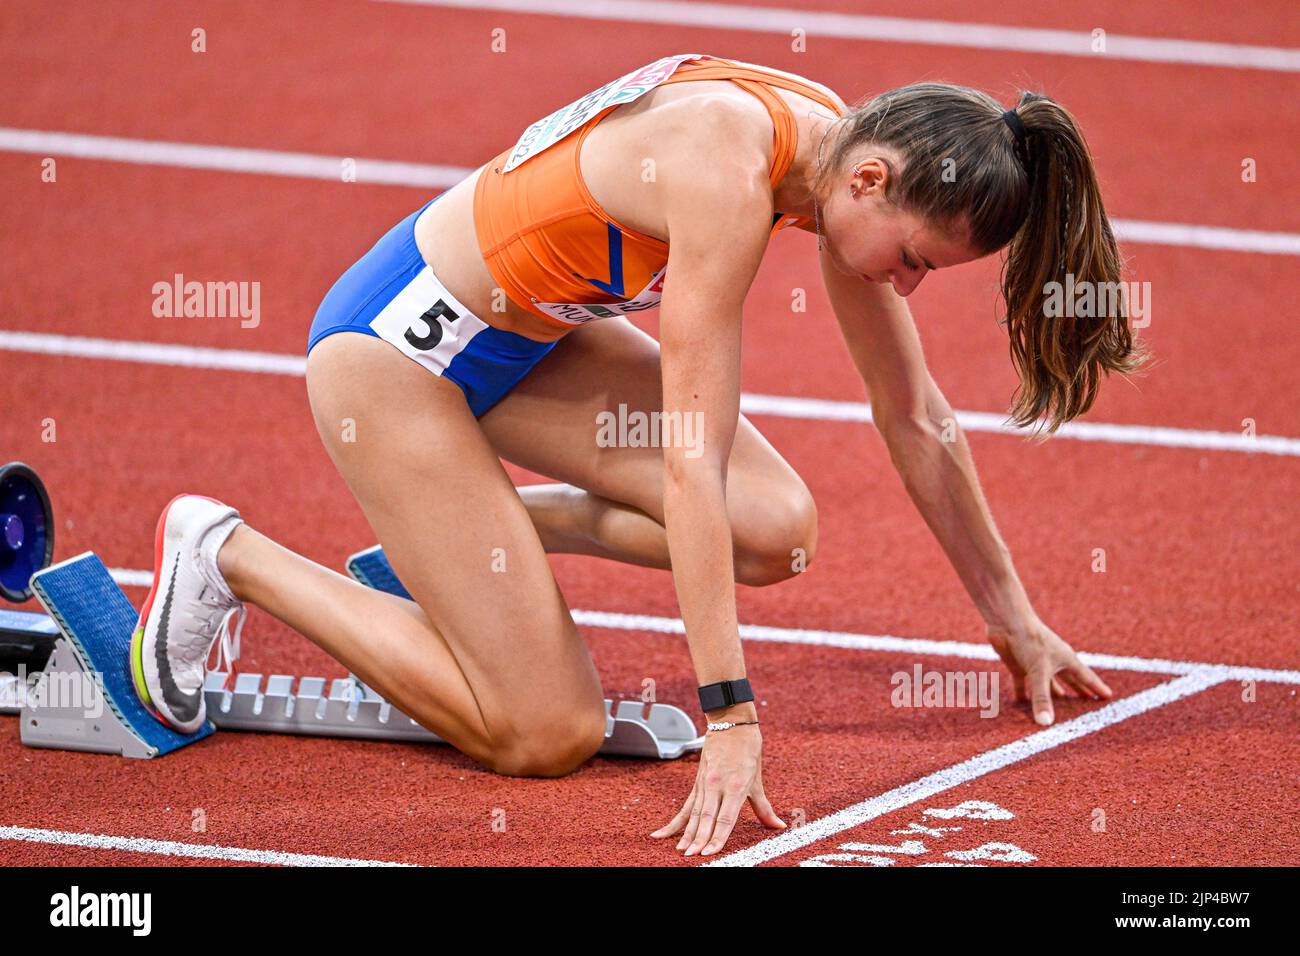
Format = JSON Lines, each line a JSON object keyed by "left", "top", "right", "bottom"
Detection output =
{"left": 0, "top": 1, "right": 1296, "bottom": 866}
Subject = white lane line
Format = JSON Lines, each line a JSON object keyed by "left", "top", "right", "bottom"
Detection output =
{"left": 6, "top": 330, "right": 1298, "bottom": 457}
{"left": 93, "top": 569, "right": 1300, "bottom": 685}
{"left": 107, "top": 567, "right": 154, "bottom": 588}
{"left": 570, "top": 608, "right": 1300, "bottom": 685}
{"left": 375, "top": 0, "right": 1300, "bottom": 73}
{"left": 0, "top": 825, "right": 415, "bottom": 866}
{"left": 0, "top": 128, "right": 465, "bottom": 189}
{"left": 3, "top": 127, "right": 1298, "bottom": 256}
{"left": 1109, "top": 219, "right": 1300, "bottom": 257}
{"left": 706, "top": 670, "right": 1228, "bottom": 866}
{"left": 738, "top": 393, "right": 1300, "bottom": 456}
{"left": 0, "top": 330, "right": 309, "bottom": 376}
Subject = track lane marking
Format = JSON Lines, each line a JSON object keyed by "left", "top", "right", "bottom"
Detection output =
{"left": 0, "top": 127, "right": 461, "bottom": 188}
{"left": 7, "top": 590, "right": 1284, "bottom": 867}
{"left": 0, "top": 825, "right": 416, "bottom": 866}
{"left": 3, "top": 127, "right": 1298, "bottom": 256}
{"left": 93, "top": 567, "right": 1300, "bottom": 685}
{"left": 375, "top": 0, "right": 1300, "bottom": 72}
{"left": 570, "top": 608, "right": 1300, "bottom": 685}
{"left": 4, "top": 330, "right": 1298, "bottom": 457}
{"left": 706, "top": 670, "right": 1228, "bottom": 866}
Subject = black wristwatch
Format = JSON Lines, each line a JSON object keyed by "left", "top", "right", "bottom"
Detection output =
{"left": 698, "top": 678, "right": 754, "bottom": 714}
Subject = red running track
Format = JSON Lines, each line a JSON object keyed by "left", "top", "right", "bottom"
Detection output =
{"left": 0, "top": 0, "right": 1296, "bottom": 866}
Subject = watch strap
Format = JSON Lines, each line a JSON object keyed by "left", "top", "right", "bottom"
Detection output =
{"left": 698, "top": 678, "right": 754, "bottom": 713}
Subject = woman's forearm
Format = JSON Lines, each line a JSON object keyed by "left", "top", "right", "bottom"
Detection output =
{"left": 882, "top": 417, "right": 1034, "bottom": 630}
{"left": 662, "top": 470, "right": 747, "bottom": 684}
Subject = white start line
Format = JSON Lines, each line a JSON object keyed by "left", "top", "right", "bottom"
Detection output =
{"left": 6, "top": 594, "right": 1280, "bottom": 867}
{"left": 2, "top": 567, "right": 1290, "bottom": 867}
{"left": 708, "top": 670, "right": 1230, "bottom": 866}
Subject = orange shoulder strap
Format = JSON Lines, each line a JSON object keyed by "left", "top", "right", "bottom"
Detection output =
{"left": 661, "top": 60, "right": 844, "bottom": 188}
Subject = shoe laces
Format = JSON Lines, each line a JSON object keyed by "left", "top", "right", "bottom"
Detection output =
{"left": 207, "top": 604, "right": 246, "bottom": 682}
{"left": 181, "top": 588, "right": 246, "bottom": 687}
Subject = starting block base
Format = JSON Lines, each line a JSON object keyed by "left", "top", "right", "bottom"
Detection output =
{"left": 345, "top": 545, "right": 703, "bottom": 758}
{"left": 2, "top": 549, "right": 703, "bottom": 761}
{"left": 203, "top": 670, "right": 701, "bottom": 758}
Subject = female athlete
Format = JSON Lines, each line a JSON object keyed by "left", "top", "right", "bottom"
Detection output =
{"left": 130, "top": 54, "right": 1145, "bottom": 858}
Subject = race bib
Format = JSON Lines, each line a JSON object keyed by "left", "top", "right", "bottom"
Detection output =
{"left": 501, "top": 54, "right": 706, "bottom": 173}
{"left": 532, "top": 269, "right": 666, "bottom": 325}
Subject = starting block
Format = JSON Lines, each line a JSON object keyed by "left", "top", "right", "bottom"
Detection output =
{"left": 0, "top": 548, "right": 703, "bottom": 761}
{"left": 341, "top": 546, "right": 702, "bottom": 757}
{"left": 16, "top": 552, "right": 214, "bottom": 757}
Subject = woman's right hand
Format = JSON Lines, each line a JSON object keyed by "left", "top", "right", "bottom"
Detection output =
{"left": 650, "top": 709, "right": 785, "bottom": 857}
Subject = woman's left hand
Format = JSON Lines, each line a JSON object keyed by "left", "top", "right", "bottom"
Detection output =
{"left": 986, "top": 611, "right": 1113, "bottom": 726}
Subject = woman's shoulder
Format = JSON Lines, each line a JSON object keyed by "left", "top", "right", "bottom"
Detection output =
{"left": 724, "top": 57, "right": 849, "bottom": 115}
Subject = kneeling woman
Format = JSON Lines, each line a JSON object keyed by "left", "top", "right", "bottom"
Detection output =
{"left": 130, "top": 55, "right": 1141, "bottom": 857}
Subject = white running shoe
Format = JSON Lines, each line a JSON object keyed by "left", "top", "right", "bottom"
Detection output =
{"left": 130, "top": 495, "right": 246, "bottom": 733}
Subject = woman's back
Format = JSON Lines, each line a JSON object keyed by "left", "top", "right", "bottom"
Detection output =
{"left": 415, "top": 55, "right": 845, "bottom": 341}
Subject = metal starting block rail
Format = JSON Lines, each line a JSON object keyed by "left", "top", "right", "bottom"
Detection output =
{"left": 0, "top": 549, "right": 703, "bottom": 761}
{"left": 201, "top": 670, "right": 702, "bottom": 758}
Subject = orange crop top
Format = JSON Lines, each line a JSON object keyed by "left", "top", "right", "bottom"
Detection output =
{"left": 472, "top": 55, "right": 845, "bottom": 339}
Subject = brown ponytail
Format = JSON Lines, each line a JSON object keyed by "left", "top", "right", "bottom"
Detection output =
{"left": 818, "top": 84, "right": 1149, "bottom": 434}
{"left": 1002, "top": 93, "right": 1148, "bottom": 433}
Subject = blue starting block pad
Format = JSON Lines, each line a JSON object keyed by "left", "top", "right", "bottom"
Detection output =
{"left": 346, "top": 545, "right": 413, "bottom": 601}
{"left": 22, "top": 552, "right": 214, "bottom": 758}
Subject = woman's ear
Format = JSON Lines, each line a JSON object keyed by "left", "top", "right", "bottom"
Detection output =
{"left": 852, "top": 157, "right": 891, "bottom": 197}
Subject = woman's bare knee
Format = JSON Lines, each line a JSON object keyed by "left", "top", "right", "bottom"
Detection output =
{"left": 485, "top": 706, "right": 608, "bottom": 777}
{"left": 733, "top": 482, "right": 819, "bottom": 587}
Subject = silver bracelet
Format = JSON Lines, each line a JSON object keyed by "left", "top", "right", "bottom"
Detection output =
{"left": 706, "top": 720, "right": 760, "bottom": 732}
